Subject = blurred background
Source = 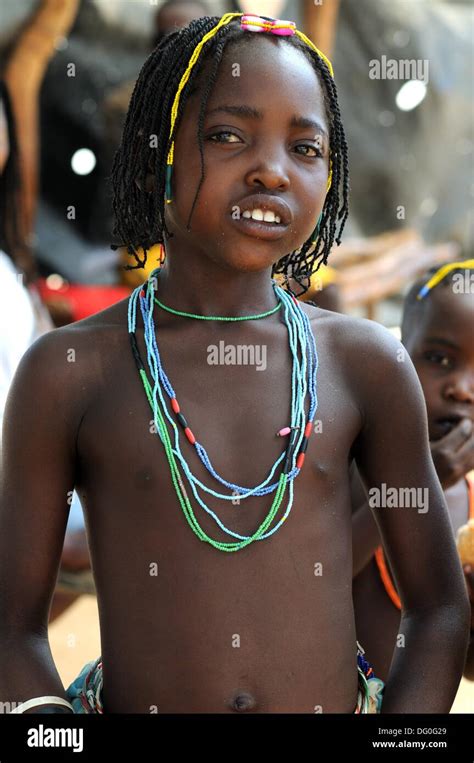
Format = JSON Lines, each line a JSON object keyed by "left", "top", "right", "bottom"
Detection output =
{"left": 0, "top": 0, "right": 473, "bottom": 711}
{"left": 0, "top": 0, "right": 472, "bottom": 315}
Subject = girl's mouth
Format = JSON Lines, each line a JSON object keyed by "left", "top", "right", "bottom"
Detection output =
{"left": 433, "top": 416, "right": 463, "bottom": 436}
{"left": 229, "top": 213, "right": 289, "bottom": 241}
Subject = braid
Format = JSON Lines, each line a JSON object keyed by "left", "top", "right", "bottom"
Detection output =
{"left": 186, "top": 36, "right": 228, "bottom": 231}
{"left": 111, "top": 15, "right": 349, "bottom": 295}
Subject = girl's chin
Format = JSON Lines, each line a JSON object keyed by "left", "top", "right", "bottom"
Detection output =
{"left": 215, "top": 252, "right": 285, "bottom": 274}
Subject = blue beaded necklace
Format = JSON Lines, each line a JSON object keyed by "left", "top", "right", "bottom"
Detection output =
{"left": 127, "top": 268, "right": 319, "bottom": 548}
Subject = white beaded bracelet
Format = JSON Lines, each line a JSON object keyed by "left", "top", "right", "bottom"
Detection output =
{"left": 10, "top": 696, "right": 74, "bottom": 714}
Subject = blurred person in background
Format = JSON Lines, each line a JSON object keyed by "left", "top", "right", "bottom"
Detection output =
{"left": 352, "top": 260, "right": 474, "bottom": 682}
{"left": 152, "top": 0, "right": 212, "bottom": 49}
{"left": 0, "top": 79, "right": 91, "bottom": 622}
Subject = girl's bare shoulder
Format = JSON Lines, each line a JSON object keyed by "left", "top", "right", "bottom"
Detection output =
{"left": 301, "top": 302, "right": 406, "bottom": 387}
{"left": 17, "top": 298, "right": 131, "bottom": 392}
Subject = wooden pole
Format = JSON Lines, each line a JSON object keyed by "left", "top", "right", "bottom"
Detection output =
{"left": 303, "top": 0, "right": 341, "bottom": 57}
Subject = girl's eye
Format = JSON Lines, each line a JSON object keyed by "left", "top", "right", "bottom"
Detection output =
{"left": 294, "top": 144, "right": 323, "bottom": 158}
{"left": 206, "top": 132, "right": 323, "bottom": 157}
{"left": 207, "top": 131, "right": 241, "bottom": 143}
{"left": 424, "top": 351, "right": 453, "bottom": 369}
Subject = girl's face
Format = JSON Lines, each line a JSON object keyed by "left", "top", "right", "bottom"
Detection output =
{"left": 404, "top": 287, "right": 474, "bottom": 441}
{"left": 163, "top": 37, "right": 330, "bottom": 273}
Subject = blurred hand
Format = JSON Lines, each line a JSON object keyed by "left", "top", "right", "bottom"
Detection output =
{"left": 431, "top": 418, "right": 474, "bottom": 489}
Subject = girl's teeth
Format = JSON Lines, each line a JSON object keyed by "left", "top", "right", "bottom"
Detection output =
{"left": 241, "top": 209, "right": 281, "bottom": 224}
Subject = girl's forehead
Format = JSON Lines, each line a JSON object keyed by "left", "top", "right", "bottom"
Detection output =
{"left": 419, "top": 289, "right": 474, "bottom": 340}
{"left": 194, "top": 40, "right": 326, "bottom": 116}
{"left": 218, "top": 37, "right": 318, "bottom": 83}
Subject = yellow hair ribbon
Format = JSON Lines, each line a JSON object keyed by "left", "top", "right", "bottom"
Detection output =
{"left": 294, "top": 30, "right": 334, "bottom": 78}
{"left": 417, "top": 259, "right": 474, "bottom": 299}
{"left": 326, "top": 162, "right": 333, "bottom": 193}
{"left": 166, "top": 12, "right": 241, "bottom": 167}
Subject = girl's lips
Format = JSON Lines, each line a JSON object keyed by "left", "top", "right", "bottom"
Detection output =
{"left": 229, "top": 213, "right": 289, "bottom": 241}
{"left": 436, "top": 420, "right": 457, "bottom": 435}
{"left": 432, "top": 416, "right": 464, "bottom": 437}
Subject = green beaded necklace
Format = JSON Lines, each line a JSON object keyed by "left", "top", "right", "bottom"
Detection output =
{"left": 154, "top": 296, "right": 282, "bottom": 321}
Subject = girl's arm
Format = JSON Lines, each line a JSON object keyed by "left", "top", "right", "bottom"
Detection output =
{"left": 0, "top": 328, "right": 86, "bottom": 713}
{"left": 348, "top": 320, "right": 470, "bottom": 713}
{"left": 462, "top": 566, "right": 474, "bottom": 680}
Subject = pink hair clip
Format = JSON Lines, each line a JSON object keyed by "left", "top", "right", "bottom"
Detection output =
{"left": 240, "top": 14, "right": 296, "bottom": 36}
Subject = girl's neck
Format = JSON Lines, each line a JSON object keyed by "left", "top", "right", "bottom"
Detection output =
{"left": 155, "top": 254, "right": 279, "bottom": 318}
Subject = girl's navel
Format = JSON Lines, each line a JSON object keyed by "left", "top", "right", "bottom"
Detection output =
{"left": 229, "top": 691, "right": 257, "bottom": 712}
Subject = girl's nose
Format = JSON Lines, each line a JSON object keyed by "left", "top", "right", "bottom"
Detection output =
{"left": 245, "top": 154, "right": 290, "bottom": 192}
{"left": 443, "top": 375, "right": 474, "bottom": 405}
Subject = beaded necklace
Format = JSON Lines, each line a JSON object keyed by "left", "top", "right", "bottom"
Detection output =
{"left": 154, "top": 296, "right": 282, "bottom": 321}
{"left": 127, "top": 267, "right": 319, "bottom": 551}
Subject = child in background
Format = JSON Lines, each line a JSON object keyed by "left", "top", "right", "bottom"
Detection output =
{"left": 0, "top": 14, "right": 469, "bottom": 715}
{"left": 152, "top": 0, "right": 212, "bottom": 50}
{"left": 353, "top": 260, "right": 474, "bottom": 681}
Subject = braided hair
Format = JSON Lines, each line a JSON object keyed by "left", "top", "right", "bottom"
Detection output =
{"left": 111, "top": 15, "right": 349, "bottom": 296}
{"left": 0, "top": 79, "right": 24, "bottom": 263}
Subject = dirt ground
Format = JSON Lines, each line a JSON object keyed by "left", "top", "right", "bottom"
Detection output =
{"left": 49, "top": 595, "right": 474, "bottom": 712}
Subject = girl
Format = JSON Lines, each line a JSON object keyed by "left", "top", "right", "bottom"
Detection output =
{"left": 1, "top": 13, "right": 468, "bottom": 715}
